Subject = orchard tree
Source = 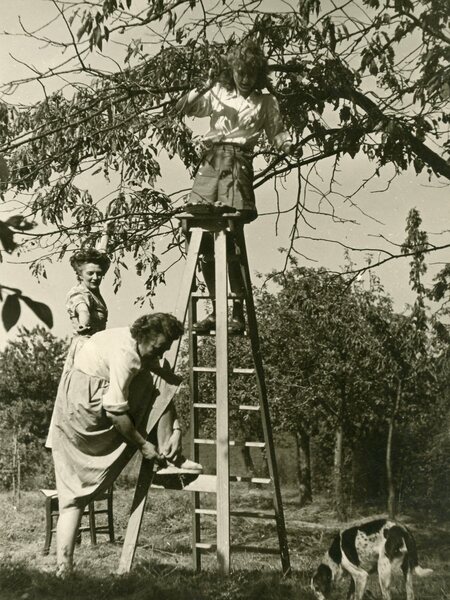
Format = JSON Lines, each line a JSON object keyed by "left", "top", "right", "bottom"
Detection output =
{"left": 0, "top": 0, "right": 449, "bottom": 293}
{"left": 0, "top": 326, "right": 67, "bottom": 485}
{"left": 257, "top": 263, "right": 388, "bottom": 518}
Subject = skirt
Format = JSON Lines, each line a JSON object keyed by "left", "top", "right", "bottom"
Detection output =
{"left": 190, "top": 143, "right": 257, "bottom": 221}
{"left": 51, "top": 368, "right": 161, "bottom": 510}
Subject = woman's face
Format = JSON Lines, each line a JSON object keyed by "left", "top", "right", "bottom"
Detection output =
{"left": 78, "top": 262, "right": 104, "bottom": 291}
{"left": 138, "top": 333, "right": 173, "bottom": 363}
{"left": 232, "top": 65, "right": 258, "bottom": 97}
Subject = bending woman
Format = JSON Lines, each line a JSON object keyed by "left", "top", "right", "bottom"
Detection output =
{"left": 51, "top": 313, "right": 184, "bottom": 576}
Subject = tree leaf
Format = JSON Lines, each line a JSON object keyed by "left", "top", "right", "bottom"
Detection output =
{"left": 0, "top": 221, "right": 17, "bottom": 253}
{"left": 21, "top": 296, "right": 53, "bottom": 329}
{"left": 2, "top": 294, "right": 21, "bottom": 331}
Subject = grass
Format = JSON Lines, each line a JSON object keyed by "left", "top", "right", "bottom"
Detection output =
{"left": 0, "top": 485, "right": 449, "bottom": 600}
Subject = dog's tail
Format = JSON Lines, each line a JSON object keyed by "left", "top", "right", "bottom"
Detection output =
{"left": 413, "top": 566, "right": 433, "bottom": 577}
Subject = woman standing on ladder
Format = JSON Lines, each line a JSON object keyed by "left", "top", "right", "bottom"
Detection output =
{"left": 176, "top": 39, "right": 296, "bottom": 333}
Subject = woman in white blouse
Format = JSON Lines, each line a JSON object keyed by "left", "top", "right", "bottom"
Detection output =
{"left": 51, "top": 313, "right": 184, "bottom": 577}
{"left": 177, "top": 39, "right": 295, "bottom": 334}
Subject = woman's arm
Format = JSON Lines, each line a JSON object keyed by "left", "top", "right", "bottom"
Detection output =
{"left": 106, "top": 411, "right": 164, "bottom": 463}
{"left": 176, "top": 69, "right": 216, "bottom": 115}
{"left": 76, "top": 305, "right": 91, "bottom": 331}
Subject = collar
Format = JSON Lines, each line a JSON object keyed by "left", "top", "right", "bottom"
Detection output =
{"left": 229, "top": 88, "right": 259, "bottom": 104}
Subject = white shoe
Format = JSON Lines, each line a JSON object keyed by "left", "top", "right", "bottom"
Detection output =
{"left": 156, "top": 456, "right": 203, "bottom": 476}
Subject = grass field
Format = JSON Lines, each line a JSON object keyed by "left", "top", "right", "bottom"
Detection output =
{"left": 0, "top": 485, "right": 449, "bottom": 600}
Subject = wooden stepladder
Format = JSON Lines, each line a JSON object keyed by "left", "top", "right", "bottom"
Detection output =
{"left": 118, "top": 213, "right": 290, "bottom": 576}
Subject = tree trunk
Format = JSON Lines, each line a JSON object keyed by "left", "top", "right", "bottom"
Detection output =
{"left": 386, "top": 380, "right": 402, "bottom": 519}
{"left": 241, "top": 445, "right": 256, "bottom": 477}
{"left": 333, "top": 423, "right": 346, "bottom": 521}
{"left": 295, "top": 429, "right": 313, "bottom": 506}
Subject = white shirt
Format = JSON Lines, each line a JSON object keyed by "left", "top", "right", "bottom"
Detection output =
{"left": 74, "top": 327, "right": 143, "bottom": 414}
{"left": 186, "top": 83, "right": 292, "bottom": 151}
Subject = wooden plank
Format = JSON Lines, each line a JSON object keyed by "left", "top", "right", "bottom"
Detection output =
{"left": 214, "top": 229, "right": 230, "bottom": 575}
{"left": 151, "top": 474, "right": 217, "bottom": 493}
{"left": 117, "top": 228, "right": 203, "bottom": 575}
{"left": 117, "top": 458, "right": 155, "bottom": 574}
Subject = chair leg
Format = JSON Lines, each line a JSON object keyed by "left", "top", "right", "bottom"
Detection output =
{"left": 89, "top": 501, "right": 97, "bottom": 545}
{"left": 107, "top": 488, "right": 115, "bottom": 543}
{"left": 43, "top": 497, "right": 52, "bottom": 556}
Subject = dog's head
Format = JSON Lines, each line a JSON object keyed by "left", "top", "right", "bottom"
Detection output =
{"left": 311, "top": 564, "right": 333, "bottom": 600}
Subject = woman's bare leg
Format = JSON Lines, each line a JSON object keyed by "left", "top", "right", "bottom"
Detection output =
{"left": 156, "top": 403, "right": 174, "bottom": 451}
{"left": 56, "top": 506, "right": 83, "bottom": 576}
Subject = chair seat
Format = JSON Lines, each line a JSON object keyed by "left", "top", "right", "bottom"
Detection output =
{"left": 40, "top": 487, "right": 115, "bottom": 555}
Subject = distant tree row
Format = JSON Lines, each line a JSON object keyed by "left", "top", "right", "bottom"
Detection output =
{"left": 0, "top": 211, "right": 449, "bottom": 519}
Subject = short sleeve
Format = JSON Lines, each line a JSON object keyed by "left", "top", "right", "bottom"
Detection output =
{"left": 102, "top": 346, "right": 141, "bottom": 414}
{"left": 184, "top": 85, "right": 215, "bottom": 118}
{"left": 66, "top": 287, "right": 91, "bottom": 317}
{"left": 263, "top": 94, "right": 292, "bottom": 150}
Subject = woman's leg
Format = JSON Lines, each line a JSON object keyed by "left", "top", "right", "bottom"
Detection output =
{"left": 156, "top": 403, "right": 175, "bottom": 452}
{"left": 56, "top": 505, "right": 84, "bottom": 575}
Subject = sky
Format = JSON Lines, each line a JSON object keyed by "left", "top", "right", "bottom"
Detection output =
{"left": 1, "top": 0, "right": 449, "bottom": 345}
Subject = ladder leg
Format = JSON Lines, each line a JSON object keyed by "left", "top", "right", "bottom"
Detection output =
{"left": 189, "top": 251, "right": 201, "bottom": 572}
{"left": 117, "top": 459, "right": 155, "bottom": 574}
{"left": 215, "top": 229, "right": 230, "bottom": 575}
{"left": 234, "top": 227, "right": 291, "bottom": 576}
{"left": 117, "top": 228, "right": 204, "bottom": 574}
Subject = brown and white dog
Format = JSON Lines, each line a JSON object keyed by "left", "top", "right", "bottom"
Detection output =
{"left": 311, "top": 519, "right": 433, "bottom": 600}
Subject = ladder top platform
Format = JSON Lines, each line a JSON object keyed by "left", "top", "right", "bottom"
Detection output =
{"left": 177, "top": 212, "right": 245, "bottom": 232}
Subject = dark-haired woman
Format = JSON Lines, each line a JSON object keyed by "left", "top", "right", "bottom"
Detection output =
{"left": 177, "top": 39, "right": 295, "bottom": 333}
{"left": 64, "top": 247, "right": 110, "bottom": 368}
{"left": 51, "top": 313, "right": 185, "bottom": 576}
{"left": 45, "top": 248, "right": 110, "bottom": 450}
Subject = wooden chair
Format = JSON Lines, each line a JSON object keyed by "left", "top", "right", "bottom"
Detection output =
{"left": 40, "top": 487, "right": 115, "bottom": 555}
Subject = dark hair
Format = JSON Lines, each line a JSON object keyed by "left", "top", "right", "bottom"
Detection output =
{"left": 218, "top": 39, "right": 269, "bottom": 92}
{"left": 70, "top": 248, "right": 111, "bottom": 276}
{"left": 130, "top": 313, "right": 184, "bottom": 344}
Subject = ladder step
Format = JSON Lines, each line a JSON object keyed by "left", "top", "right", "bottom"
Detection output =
{"left": 195, "top": 543, "right": 280, "bottom": 555}
{"left": 152, "top": 474, "right": 216, "bottom": 493}
{"left": 233, "top": 368, "right": 255, "bottom": 375}
{"left": 195, "top": 543, "right": 215, "bottom": 551}
{"left": 151, "top": 474, "right": 271, "bottom": 493}
{"left": 195, "top": 508, "right": 275, "bottom": 519}
{"left": 193, "top": 403, "right": 260, "bottom": 411}
{"left": 191, "top": 292, "right": 244, "bottom": 299}
{"left": 194, "top": 439, "right": 266, "bottom": 448}
{"left": 229, "top": 476, "right": 271, "bottom": 484}
{"left": 192, "top": 330, "right": 248, "bottom": 337}
{"left": 195, "top": 508, "right": 217, "bottom": 516}
{"left": 192, "top": 367, "right": 255, "bottom": 375}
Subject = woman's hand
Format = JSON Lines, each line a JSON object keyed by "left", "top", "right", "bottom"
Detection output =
{"left": 140, "top": 441, "right": 165, "bottom": 465}
{"left": 160, "top": 429, "right": 182, "bottom": 462}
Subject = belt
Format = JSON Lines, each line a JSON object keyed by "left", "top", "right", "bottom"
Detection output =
{"left": 211, "top": 141, "right": 253, "bottom": 154}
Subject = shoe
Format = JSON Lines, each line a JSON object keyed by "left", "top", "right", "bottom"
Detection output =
{"left": 228, "top": 317, "right": 245, "bottom": 334}
{"left": 184, "top": 202, "right": 214, "bottom": 215}
{"left": 56, "top": 563, "right": 73, "bottom": 579}
{"left": 192, "top": 314, "right": 216, "bottom": 333}
{"left": 156, "top": 456, "right": 203, "bottom": 476}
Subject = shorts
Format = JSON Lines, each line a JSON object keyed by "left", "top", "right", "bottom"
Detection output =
{"left": 190, "top": 143, "right": 257, "bottom": 222}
